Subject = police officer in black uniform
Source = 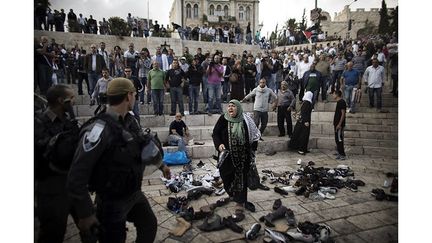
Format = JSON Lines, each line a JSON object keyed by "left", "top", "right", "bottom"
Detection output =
{"left": 67, "top": 78, "right": 171, "bottom": 243}
{"left": 34, "top": 84, "right": 80, "bottom": 243}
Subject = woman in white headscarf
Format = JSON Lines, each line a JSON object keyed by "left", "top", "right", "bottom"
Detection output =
{"left": 289, "top": 91, "right": 313, "bottom": 155}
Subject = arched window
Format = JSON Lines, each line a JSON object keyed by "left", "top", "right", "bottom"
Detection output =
{"left": 239, "top": 6, "right": 244, "bottom": 21}
{"left": 246, "top": 6, "right": 251, "bottom": 21}
{"left": 209, "top": 5, "right": 214, "bottom": 15}
{"left": 193, "top": 4, "right": 198, "bottom": 18}
{"left": 224, "top": 5, "right": 229, "bottom": 18}
{"left": 186, "top": 4, "right": 191, "bottom": 19}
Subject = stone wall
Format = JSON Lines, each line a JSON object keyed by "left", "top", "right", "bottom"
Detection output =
{"left": 34, "top": 30, "right": 261, "bottom": 56}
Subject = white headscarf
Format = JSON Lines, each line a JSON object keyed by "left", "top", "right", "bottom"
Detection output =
{"left": 303, "top": 91, "right": 313, "bottom": 104}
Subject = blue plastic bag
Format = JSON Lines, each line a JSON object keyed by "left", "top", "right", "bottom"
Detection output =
{"left": 163, "top": 151, "right": 191, "bottom": 165}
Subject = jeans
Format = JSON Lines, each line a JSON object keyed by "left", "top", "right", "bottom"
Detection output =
{"left": 334, "top": 127, "right": 346, "bottom": 156}
{"left": 253, "top": 111, "right": 269, "bottom": 134}
{"left": 202, "top": 76, "right": 209, "bottom": 103}
{"left": 87, "top": 71, "right": 101, "bottom": 96}
{"left": 189, "top": 85, "right": 200, "bottom": 113}
{"left": 235, "top": 33, "right": 241, "bottom": 44}
{"left": 169, "top": 86, "right": 184, "bottom": 114}
{"left": 277, "top": 106, "right": 293, "bottom": 136}
{"left": 96, "top": 191, "right": 157, "bottom": 243}
{"left": 255, "top": 73, "right": 261, "bottom": 86}
{"left": 139, "top": 77, "right": 147, "bottom": 103}
{"left": 368, "top": 87, "right": 382, "bottom": 109}
{"left": 319, "top": 75, "right": 328, "bottom": 101}
{"left": 208, "top": 83, "right": 222, "bottom": 113}
{"left": 151, "top": 89, "right": 164, "bottom": 115}
{"left": 331, "top": 70, "right": 343, "bottom": 93}
{"left": 133, "top": 100, "right": 140, "bottom": 123}
{"left": 268, "top": 73, "right": 277, "bottom": 92}
{"left": 344, "top": 85, "right": 356, "bottom": 112}
{"left": 167, "top": 134, "right": 187, "bottom": 151}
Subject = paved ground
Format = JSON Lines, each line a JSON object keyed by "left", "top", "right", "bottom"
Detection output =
{"left": 61, "top": 149, "right": 398, "bottom": 243}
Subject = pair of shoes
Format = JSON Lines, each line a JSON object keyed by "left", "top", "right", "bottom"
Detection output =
{"left": 298, "top": 151, "right": 305, "bottom": 155}
{"left": 245, "top": 201, "right": 256, "bottom": 212}
{"left": 335, "top": 155, "right": 346, "bottom": 160}
{"left": 278, "top": 134, "right": 285, "bottom": 137}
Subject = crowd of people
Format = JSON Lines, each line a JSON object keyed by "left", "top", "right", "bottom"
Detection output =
{"left": 34, "top": 32, "right": 398, "bottom": 242}
{"left": 35, "top": 5, "right": 339, "bottom": 49}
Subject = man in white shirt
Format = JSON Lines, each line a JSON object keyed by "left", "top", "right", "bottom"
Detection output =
{"left": 151, "top": 47, "right": 169, "bottom": 71}
{"left": 297, "top": 54, "right": 312, "bottom": 100}
{"left": 255, "top": 52, "right": 262, "bottom": 86}
{"left": 363, "top": 58, "right": 386, "bottom": 112}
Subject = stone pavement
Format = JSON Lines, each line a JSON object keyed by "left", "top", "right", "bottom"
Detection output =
{"left": 62, "top": 149, "right": 398, "bottom": 243}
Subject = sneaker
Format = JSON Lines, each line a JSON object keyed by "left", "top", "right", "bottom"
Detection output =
{"left": 245, "top": 223, "right": 261, "bottom": 240}
{"left": 298, "top": 151, "right": 305, "bottom": 155}
{"left": 319, "top": 187, "right": 338, "bottom": 194}
{"left": 272, "top": 199, "right": 282, "bottom": 210}
{"left": 274, "top": 186, "right": 289, "bottom": 196}
{"left": 318, "top": 190, "right": 335, "bottom": 200}
{"left": 265, "top": 228, "right": 289, "bottom": 243}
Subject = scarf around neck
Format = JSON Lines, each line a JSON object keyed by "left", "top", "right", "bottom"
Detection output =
{"left": 224, "top": 99, "right": 245, "bottom": 144}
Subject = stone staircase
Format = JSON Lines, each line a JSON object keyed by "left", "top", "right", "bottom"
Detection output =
{"left": 72, "top": 85, "right": 398, "bottom": 159}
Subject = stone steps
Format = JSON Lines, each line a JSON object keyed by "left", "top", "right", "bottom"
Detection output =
{"left": 76, "top": 112, "right": 398, "bottom": 128}
{"left": 72, "top": 102, "right": 398, "bottom": 117}
{"left": 162, "top": 135, "right": 398, "bottom": 159}
{"left": 149, "top": 121, "right": 397, "bottom": 143}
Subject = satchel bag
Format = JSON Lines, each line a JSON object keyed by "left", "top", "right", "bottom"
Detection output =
{"left": 229, "top": 73, "right": 238, "bottom": 83}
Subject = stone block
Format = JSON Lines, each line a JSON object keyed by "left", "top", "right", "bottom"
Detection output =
{"left": 333, "top": 234, "right": 368, "bottom": 243}
{"left": 325, "top": 218, "right": 361, "bottom": 235}
{"left": 185, "top": 114, "right": 205, "bottom": 126}
{"left": 356, "top": 225, "right": 398, "bottom": 242}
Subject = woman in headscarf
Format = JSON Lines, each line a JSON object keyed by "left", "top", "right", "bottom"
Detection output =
{"left": 212, "top": 99, "right": 259, "bottom": 213}
{"left": 289, "top": 91, "right": 313, "bottom": 155}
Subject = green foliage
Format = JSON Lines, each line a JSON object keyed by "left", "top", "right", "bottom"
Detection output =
{"left": 285, "top": 18, "right": 298, "bottom": 32}
{"left": 378, "top": 0, "right": 391, "bottom": 35}
{"left": 108, "top": 17, "right": 131, "bottom": 37}
{"left": 203, "top": 14, "right": 208, "bottom": 22}
{"left": 357, "top": 19, "right": 378, "bottom": 37}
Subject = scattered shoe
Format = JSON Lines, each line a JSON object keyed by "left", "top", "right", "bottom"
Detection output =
{"left": 265, "top": 228, "right": 289, "bottom": 243}
{"left": 245, "top": 223, "right": 262, "bottom": 240}
{"left": 197, "top": 160, "right": 205, "bottom": 168}
{"left": 257, "top": 183, "right": 270, "bottom": 191}
{"left": 215, "top": 188, "right": 226, "bottom": 196}
{"left": 197, "top": 214, "right": 225, "bottom": 232}
{"left": 223, "top": 216, "right": 243, "bottom": 233}
{"left": 273, "top": 199, "right": 282, "bottom": 210}
{"left": 274, "top": 186, "right": 289, "bottom": 196}
{"left": 215, "top": 197, "right": 230, "bottom": 207}
{"left": 245, "top": 201, "right": 256, "bottom": 212}
{"left": 285, "top": 208, "right": 296, "bottom": 226}
{"left": 281, "top": 186, "right": 298, "bottom": 193}
{"left": 260, "top": 206, "right": 289, "bottom": 227}
{"left": 286, "top": 231, "right": 315, "bottom": 243}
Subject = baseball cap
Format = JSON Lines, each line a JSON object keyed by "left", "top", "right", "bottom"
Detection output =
{"left": 107, "top": 78, "right": 135, "bottom": 96}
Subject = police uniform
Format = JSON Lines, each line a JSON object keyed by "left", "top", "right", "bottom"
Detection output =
{"left": 34, "top": 107, "right": 80, "bottom": 243}
{"left": 67, "top": 78, "right": 158, "bottom": 243}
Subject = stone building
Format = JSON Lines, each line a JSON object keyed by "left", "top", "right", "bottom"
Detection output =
{"left": 169, "top": 0, "right": 260, "bottom": 34}
{"left": 320, "top": 5, "right": 395, "bottom": 39}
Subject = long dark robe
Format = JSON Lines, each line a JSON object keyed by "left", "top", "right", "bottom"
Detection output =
{"left": 289, "top": 101, "right": 312, "bottom": 152}
{"left": 212, "top": 114, "right": 257, "bottom": 204}
{"left": 230, "top": 69, "right": 245, "bottom": 101}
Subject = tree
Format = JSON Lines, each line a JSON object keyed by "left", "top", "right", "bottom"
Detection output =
{"left": 108, "top": 17, "right": 131, "bottom": 37}
{"left": 357, "top": 19, "right": 378, "bottom": 38}
{"left": 378, "top": 0, "right": 390, "bottom": 35}
{"left": 299, "top": 8, "right": 307, "bottom": 31}
{"left": 284, "top": 18, "right": 298, "bottom": 32}
{"left": 389, "top": 6, "right": 398, "bottom": 38}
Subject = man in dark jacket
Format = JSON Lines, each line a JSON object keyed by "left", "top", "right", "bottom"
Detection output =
{"left": 85, "top": 44, "right": 106, "bottom": 96}
{"left": 187, "top": 58, "right": 203, "bottom": 114}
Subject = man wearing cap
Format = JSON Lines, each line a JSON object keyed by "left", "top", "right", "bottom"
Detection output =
{"left": 67, "top": 78, "right": 171, "bottom": 243}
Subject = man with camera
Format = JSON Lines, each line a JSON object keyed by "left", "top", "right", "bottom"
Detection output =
{"left": 67, "top": 78, "right": 171, "bottom": 243}
{"left": 206, "top": 55, "right": 224, "bottom": 115}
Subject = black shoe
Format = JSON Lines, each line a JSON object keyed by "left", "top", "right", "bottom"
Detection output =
{"left": 197, "top": 160, "right": 205, "bottom": 168}
{"left": 274, "top": 186, "right": 288, "bottom": 196}
{"left": 223, "top": 217, "right": 243, "bottom": 233}
{"left": 245, "top": 223, "right": 261, "bottom": 240}
{"left": 278, "top": 134, "right": 285, "bottom": 137}
{"left": 169, "top": 113, "right": 175, "bottom": 116}
{"left": 245, "top": 201, "right": 256, "bottom": 212}
{"left": 257, "top": 183, "right": 270, "bottom": 191}
{"left": 259, "top": 138, "right": 264, "bottom": 141}
{"left": 272, "top": 199, "right": 282, "bottom": 210}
